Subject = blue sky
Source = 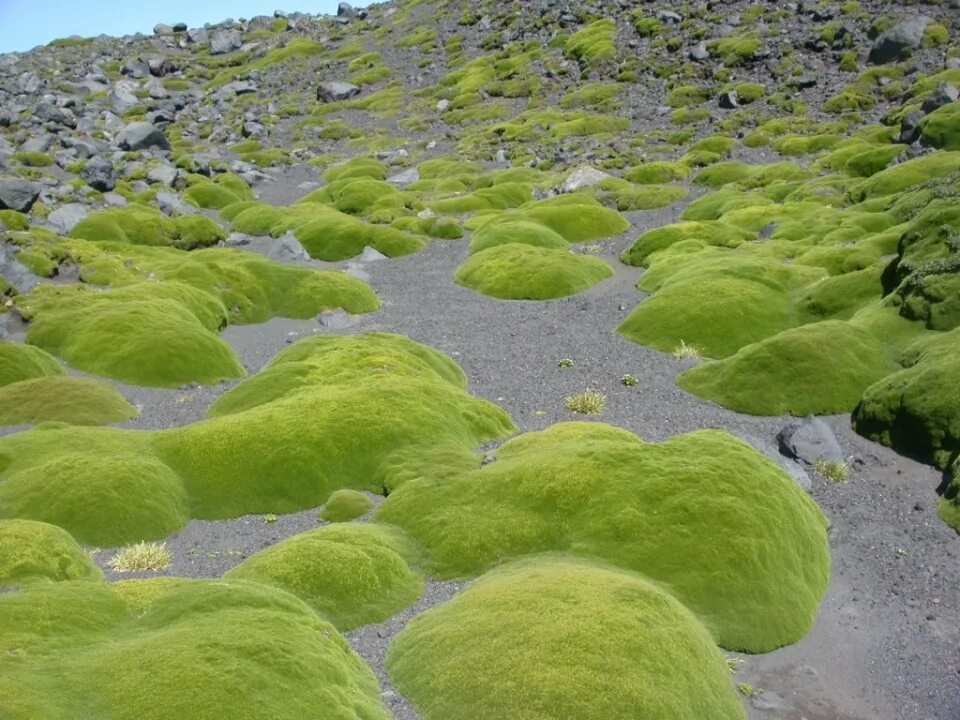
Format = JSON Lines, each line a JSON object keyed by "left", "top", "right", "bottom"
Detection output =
{"left": 0, "top": 1, "right": 346, "bottom": 53}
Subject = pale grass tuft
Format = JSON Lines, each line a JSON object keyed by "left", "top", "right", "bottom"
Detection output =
{"left": 108, "top": 542, "right": 172, "bottom": 572}
{"left": 813, "top": 458, "right": 848, "bottom": 483}
{"left": 672, "top": 339, "right": 703, "bottom": 360}
{"left": 565, "top": 390, "right": 606, "bottom": 414}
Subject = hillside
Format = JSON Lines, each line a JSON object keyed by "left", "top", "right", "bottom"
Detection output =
{"left": 0, "top": 1, "right": 958, "bottom": 719}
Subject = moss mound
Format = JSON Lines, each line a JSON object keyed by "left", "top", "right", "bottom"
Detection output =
{"left": 620, "top": 221, "right": 754, "bottom": 266}
{"left": 0, "top": 334, "right": 514, "bottom": 545}
{"left": 854, "top": 328, "right": 960, "bottom": 469}
{"left": 0, "top": 377, "right": 137, "bottom": 427}
{"left": 320, "top": 489, "right": 373, "bottom": 522}
{"left": 70, "top": 205, "right": 227, "bottom": 250}
{"left": 678, "top": 320, "right": 896, "bottom": 415}
{"left": 920, "top": 102, "right": 960, "bottom": 151}
{"left": 0, "top": 448, "right": 190, "bottom": 547}
{"left": 0, "top": 519, "right": 103, "bottom": 586}
{"left": 468, "top": 219, "right": 569, "bottom": 253}
{"left": 377, "top": 422, "right": 830, "bottom": 651}
{"left": 455, "top": 244, "right": 613, "bottom": 300}
{"left": 388, "top": 557, "right": 746, "bottom": 720}
{"left": 227, "top": 524, "right": 422, "bottom": 630}
{"left": 0, "top": 579, "right": 390, "bottom": 719}
{"left": 295, "top": 212, "right": 424, "bottom": 261}
{"left": 26, "top": 296, "right": 245, "bottom": 388}
{"left": 0, "top": 341, "right": 64, "bottom": 387}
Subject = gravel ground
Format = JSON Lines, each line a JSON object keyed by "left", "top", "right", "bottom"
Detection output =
{"left": 68, "top": 175, "right": 960, "bottom": 720}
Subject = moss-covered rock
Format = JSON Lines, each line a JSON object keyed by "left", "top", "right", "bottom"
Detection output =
{"left": 377, "top": 422, "right": 830, "bottom": 652}
{"left": 455, "top": 244, "right": 613, "bottom": 300}
{"left": 919, "top": 100, "right": 960, "bottom": 151}
{"left": 226, "top": 524, "right": 422, "bottom": 629}
{"left": 0, "top": 579, "right": 390, "bottom": 719}
{"left": 0, "top": 377, "right": 137, "bottom": 427}
{"left": 854, "top": 328, "right": 960, "bottom": 469}
{"left": 388, "top": 557, "right": 746, "bottom": 720}
{"left": 0, "top": 341, "right": 64, "bottom": 387}
{"left": 678, "top": 320, "right": 896, "bottom": 415}
{"left": 0, "top": 519, "right": 103, "bottom": 586}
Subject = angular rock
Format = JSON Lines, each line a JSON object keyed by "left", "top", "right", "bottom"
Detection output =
{"left": 387, "top": 167, "right": 420, "bottom": 187}
{"left": 269, "top": 233, "right": 311, "bottom": 263}
{"left": 35, "top": 103, "right": 77, "bottom": 129}
{"left": 109, "top": 81, "right": 140, "bottom": 114}
{"left": 187, "top": 27, "right": 209, "bottom": 44}
{"left": 868, "top": 16, "right": 931, "bottom": 64}
{"left": 148, "top": 57, "right": 178, "bottom": 77}
{"left": 117, "top": 122, "right": 170, "bottom": 151}
{"left": 0, "top": 178, "right": 41, "bottom": 212}
{"left": 212, "top": 80, "right": 257, "bottom": 102}
{"left": 559, "top": 165, "right": 612, "bottom": 193}
{"left": 337, "top": 2, "right": 356, "bottom": 17}
{"left": 719, "top": 91, "right": 739, "bottom": 109}
{"left": 317, "top": 81, "right": 361, "bottom": 102}
{"left": 147, "top": 164, "right": 178, "bottom": 186}
{"left": 898, "top": 111, "right": 925, "bottom": 144}
{"left": 81, "top": 155, "right": 116, "bottom": 191}
{"left": 210, "top": 29, "right": 242, "bottom": 55}
{"left": 777, "top": 416, "right": 844, "bottom": 465}
{"left": 47, "top": 203, "right": 88, "bottom": 233}
{"left": 689, "top": 42, "right": 709, "bottom": 62}
{"left": 122, "top": 59, "right": 151, "bottom": 79}
{"left": 920, "top": 82, "right": 959, "bottom": 114}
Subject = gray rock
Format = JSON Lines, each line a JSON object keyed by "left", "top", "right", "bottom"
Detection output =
{"left": 898, "top": 111, "right": 926, "bottom": 144}
{"left": 103, "top": 192, "right": 128, "bottom": 206}
{"left": 751, "top": 691, "right": 788, "bottom": 712}
{"left": 148, "top": 57, "right": 178, "bottom": 77}
{"left": 947, "top": 58, "right": 960, "bottom": 70}
{"left": 869, "top": 16, "right": 931, "bottom": 64}
{"left": 122, "top": 59, "right": 151, "bottom": 79}
{"left": 719, "top": 91, "right": 739, "bottom": 109}
{"left": 318, "top": 308, "right": 356, "bottom": 329}
{"left": 117, "top": 122, "right": 170, "bottom": 151}
{"left": 658, "top": 10, "right": 682, "bottom": 24}
{"left": 739, "top": 433, "right": 812, "bottom": 491}
{"left": 337, "top": 2, "right": 356, "bottom": 17}
{"left": 35, "top": 103, "right": 77, "bottom": 128}
{"left": 777, "top": 416, "right": 844, "bottom": 465}
{"left": 18, "top": 71, "right": 42, "bottom": 94}
{"left": 225, "top": 232, "right": 251, "bottom": 247}
{"left": 22, "top": 134, "right": 53, "bottom": 154}
{"left": 689, "top": 42, "right": 709, "bottom": 62}
{"left": 0, "top": 178, "right": 41, "bottom": 212}
{"left": 155, "top": 190, "right": 194, "bottom": 216}
{"left": 187, "top": 27, "right": 209, "bottom": 44}
{"left": 316, "top": 81, "right": 361, "bottom": 102}
{"left": 81, "top": 155, "right": 116, "bottom": 191}
{"left": 436, "top": 99, "right": 452, "bottom": 112}
{"left": 358, "top": 246, "right": 388, "bottom": 262}
{"left": 213, "top": 80, "right": 258, "bottom": 102}
{"left": 921, "top": 82, "right": 959, "bottom": 114}
{"left": 109, "top": 81, "right": 140, "bottom": 114}
{"left": 386, "top": 167, "right": 420, "bottom": 187}
{"left": 146, "top": 78, "right": 168, "bottom": 100}
{"left": 559, "top": 165, "right": 612, "bottom": 193}
{"left": 153, "top": 23, "right": 174, "bottom": 35}
{"left": 147, "top": 164, "right": 179, "bottom": 186}
{"left": 210, "top": 29, "right": 243, "bottom": 55}
{"left": 47, "top": 203, "right": 88, "bottom": 233}
{"left": 269, "top": 232, "right": 311, "bottom": 263}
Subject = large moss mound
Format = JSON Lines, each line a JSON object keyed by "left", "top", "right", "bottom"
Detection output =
{"left": 0, "top": 377, "right": 137, "bottom": 426}
{"left": 0, "top": 519, "right": 103, "bottom": 586}
{"left": 0, "top": 579, "right": 391, "bottom": 719}
{"left": 854, "top": 328, "right": 960, "bottom": 469}
{"left": 226, "top": 524, "right": 423, "bottom": 630}
{"left": 377, "top": 422, "right": 830, "bottom": 652}
{"left": 0, "top": 334, "right": 515, "bottom": 545}
{"left": 455, "top": 244, "right": 613, "bottom": 300}
{"left": 26, "top": 296, "right": 245, "bottom": 388}
{"left": 388, "top": 557, "right": 746, "bottom": 720}
{"left": 0, "top": 341, "right": 64, "bottom": 387}
{"left": 678, "top": 320, "right": 896, "bottom": 415}
{"left": 70, "top": 205, "right": 227, "bottom": 250}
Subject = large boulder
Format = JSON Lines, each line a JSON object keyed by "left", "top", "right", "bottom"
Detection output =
{"left": 868, "top": 16, "right": 931, "bottom": 64}
{"left": 210, "top": 29, "right": 242, "bottom": 55}
{"left": 317, "top": 81, "right": 361, "bottom": 103}
{"left": 117, "top": 122, "right": 171, "bottom": 151}
{"left": 0, "top": 178, "right": 41, "bottom": 212}
{"left": 559, "top": 165, "right": 612, "bottom": 193}
{"left": 80, "top": 155, "right": 116, "bottom": 191}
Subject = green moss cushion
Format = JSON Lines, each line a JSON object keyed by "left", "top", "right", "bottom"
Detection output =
{"left": 388, "top": 557, "right": 746, "bottom": 720}
{"left": 70, "top": 205, "right": 227, "bottom": 250}
{"left": 0, "top": 341, "right": 64, "bottom": 387}
{"left": 0, "top": 334, "right": 515, "bottom": 545}
{"left": 227, "top": 524, "right": 422, "bottom": 629}
{"left": 455, "top": 244, "right": 613, "bottom": 300}
{"left": 920, "top": 102, "right": 960, "bottom": 151}
{"left": 0, "top": 377, "right": 137, "bottom": 427}
{"left": 678, "top": 320, "right": 896, "bottom": 415}
{"left": 854, "top": 328, "right": 960, "bottom": 469}
{"left": 0, "top": 579, "right": 390, "bottom": 719}
{"left": 469, "top": 219, "right": 569, "bottom": 253}
{"left": 377, "top": 422, "right": 830, "bottom": 652}
{"left": 319, "top": 489, "right": 373, "bottom": 521}
{"left": 0, "top": 519, "right": 103, "bottom": 586}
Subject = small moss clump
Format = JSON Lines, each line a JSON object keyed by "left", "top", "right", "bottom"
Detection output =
{"left": 319, "top": 489, "right": 373, "bottom": 522}
{"left": 388, "top": 557, "right": 747, "bottom": 720}
{"left": 227, "top": 524, "right": 422, "bottom": 630}
{"left": 0, "top": 519, "right": 103, "bottom": 587}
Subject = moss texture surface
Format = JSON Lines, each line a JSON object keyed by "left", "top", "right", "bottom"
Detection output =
{"left": 0, "top": 377, "right": 137, "bottom": 427}
{"left": 0, "top": 519, "right": 103, "bottom": 587}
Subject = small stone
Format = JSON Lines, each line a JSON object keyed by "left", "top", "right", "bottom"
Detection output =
{"left": 316, "top": 81, "right": 361, "bottom": 103}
